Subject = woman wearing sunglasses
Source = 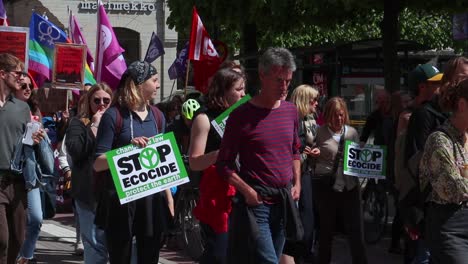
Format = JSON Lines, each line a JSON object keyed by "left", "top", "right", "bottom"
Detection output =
{"left": 15, "top": 74, "right": 51, "bottom": 264}
{"left": 14, "top": 75, "right": 41, "bottom": 121}
{"left": 65, "top": 83, "right": 113, "bottom": 263}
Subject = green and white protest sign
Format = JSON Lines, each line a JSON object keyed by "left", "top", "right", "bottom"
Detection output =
{"left": 106, "top": 132, "right": 189, "bottom": 204}
{"left": 343, "top": 140, "right": 387, "bottom": 179}
{"left": 211, "top": 94, "right": 251, "bottom": 137}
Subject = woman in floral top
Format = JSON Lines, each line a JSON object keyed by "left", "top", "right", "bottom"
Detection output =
{"left": 419, "top": 78, "right": 468, "bottom": 264}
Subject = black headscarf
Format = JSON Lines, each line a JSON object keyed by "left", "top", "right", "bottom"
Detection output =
{"left": 120, "top": 60, "right": 157, "bottom": 86}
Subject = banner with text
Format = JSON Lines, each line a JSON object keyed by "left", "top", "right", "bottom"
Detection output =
{"left": 106, "top": 132, "right": 189, "bottom": 204}
{"left": 211, "top": 94, "right": 251, "bottom": 137}
{"left": 343, "top": 141, "right": 387, "bottom": 179}
{"left": 52, "top": 43, "right": 86, "bottom": 90}
{"left": 0, "top": 27, "right": 29, "bottom": 70}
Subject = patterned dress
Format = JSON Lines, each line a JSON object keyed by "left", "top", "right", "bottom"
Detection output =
{"left": 419, "top": 121, "right": 468, "bottom": 204}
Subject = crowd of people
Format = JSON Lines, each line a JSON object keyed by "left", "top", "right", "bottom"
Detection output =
{"left": 0, "top": 48, "right": 467, "bottom": 264}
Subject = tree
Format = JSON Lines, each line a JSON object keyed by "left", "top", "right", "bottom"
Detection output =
{"left": 166, "top": 0, "right": 468, "bottom": 92}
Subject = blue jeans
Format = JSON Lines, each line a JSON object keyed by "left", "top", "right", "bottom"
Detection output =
{"left": 251, "top": 203, "right": 285, "bottom": 264}
{"left": 18, "top": 187, "right": 43, "bottom": 259}
{"left": 75, "top": 200, "right": 108, "bottom": 264}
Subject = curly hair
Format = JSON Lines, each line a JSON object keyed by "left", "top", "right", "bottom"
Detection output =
{"left": 440, "top": 78, "right": 468, "bottom": 112}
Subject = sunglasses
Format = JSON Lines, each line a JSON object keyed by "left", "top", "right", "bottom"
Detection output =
{"left": 93, "top": 98, "right": 111, "bottom": 105}
{"left": 21, "top": 83, "right": 33, "bottom": 90}
{"left": 9, "top": 71, "right": 28, "bottom": 78}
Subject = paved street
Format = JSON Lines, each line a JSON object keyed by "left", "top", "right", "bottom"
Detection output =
{"left": 34, "top": 205, "right": 403, "bottom": 263}
{"left": 35, "top": 212, "right": 194, "bottom": 264}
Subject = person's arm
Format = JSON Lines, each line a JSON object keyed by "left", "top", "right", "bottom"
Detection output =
{"left": 94, "top": 110, "right": 116, "bottom": 172}
{"left": 291, "top": 114, "right": 301, "bottom": 200}
{"left": 422, "top": 133, "right": 468, "bottom": 203}
{"left": 216, "top": 110, "right": 262, "bottom": 206}
{"left": 291, "top": 159, "right": 301, "bottom": 200}
{"left": 188, "top": 113, "right": 218, "bottom": 171}
{"left": 57, "top": 138, "right": 71, "bottom": 175}
{"left": 412, "top": 109, "right": 435, "bottom": 152}
{"left": 359, "top": 111, "right": 376, "bottom": 143}
{"left": 65, "top": 118, "right": 94, "bottom": 162}
{"left": 226, "top": 171, "right": 263, "bottom": 206}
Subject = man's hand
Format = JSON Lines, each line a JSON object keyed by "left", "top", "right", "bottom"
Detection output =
{"left": 32, "top": 128, "right": 46, "bottom": 145}
{"left": 243, "top": 188, "right": 263, "bottom": 206}
{"left": 291, "top": 183, "right": 301, "bottom": 200}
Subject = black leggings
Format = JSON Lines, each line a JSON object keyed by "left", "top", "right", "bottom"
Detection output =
{"left": 106, "top": 230, "right": 162, "bottom": 264}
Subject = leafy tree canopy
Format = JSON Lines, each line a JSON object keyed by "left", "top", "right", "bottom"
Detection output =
{"left": 166, "top": 0, "right": 467, "bottom": 52}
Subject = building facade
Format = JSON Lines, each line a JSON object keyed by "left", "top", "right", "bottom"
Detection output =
{"left": 6, "top": 0, "right": 177, "bottom": 102}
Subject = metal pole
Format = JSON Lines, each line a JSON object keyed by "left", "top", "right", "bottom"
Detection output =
{"left": 156, "top": 0, "right": 165, "bottom": 103}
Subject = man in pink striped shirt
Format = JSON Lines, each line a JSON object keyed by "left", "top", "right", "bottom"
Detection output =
{"left": 217, "top": 47, "right": 302, "bottom": 264}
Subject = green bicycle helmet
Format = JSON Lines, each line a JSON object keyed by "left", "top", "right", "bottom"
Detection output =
{"left": 182, "top": 99, "right": 201, "bottom": 120}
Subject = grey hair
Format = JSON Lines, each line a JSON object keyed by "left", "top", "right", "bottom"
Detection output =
{"left": 258, "top": 47, "right": 296, "bottom": 74}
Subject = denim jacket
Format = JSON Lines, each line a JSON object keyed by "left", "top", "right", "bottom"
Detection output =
{"left": 10, "top": 133, "right": 55, "bottom": 189}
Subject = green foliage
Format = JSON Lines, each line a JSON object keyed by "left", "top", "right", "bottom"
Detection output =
{"left": 166, "top": 0, "right": 467, "bottom": 53}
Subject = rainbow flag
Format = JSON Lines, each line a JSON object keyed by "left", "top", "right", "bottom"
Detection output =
{"left": 28, "top": 12, "right": 95, "bottom": 86}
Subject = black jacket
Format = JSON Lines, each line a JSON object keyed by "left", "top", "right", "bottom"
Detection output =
{"left": 404, "top": 96, "right": 447, "bottom": 162}
{"left": 65, "top": 117, "right": 96, "bottom": 208}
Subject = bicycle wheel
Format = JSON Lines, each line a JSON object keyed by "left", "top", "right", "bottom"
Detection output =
{"left": 362, "top": 184, "right": 388, "bottom": 244}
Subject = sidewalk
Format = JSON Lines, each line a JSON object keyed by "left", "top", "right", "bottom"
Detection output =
{"left": 35, "top": 212, "right": 401, "bottom": 263}
{"left": 34, "top": 213, "right": 193, "bottom": 264}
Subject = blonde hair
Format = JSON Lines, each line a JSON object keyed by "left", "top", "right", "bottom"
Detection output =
{"left": 113, "top": 77, "right": 146, "bottom": 110}
{"left": 79, "top": 83, "right": 113, "bottom": 123}
{"left": 323, "top": 97, "right": 350, "bottom": 125}
{"left": 289, "top": 84, "right": 319, "bottom": 117}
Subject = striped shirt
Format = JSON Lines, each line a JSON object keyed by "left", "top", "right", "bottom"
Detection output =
{"left": 216, "top": 101, "right": 301, "bottom": 188}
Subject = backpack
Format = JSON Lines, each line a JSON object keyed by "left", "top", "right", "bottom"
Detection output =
{"left": 397, "top": 104, "right": 446, "bottom": 229}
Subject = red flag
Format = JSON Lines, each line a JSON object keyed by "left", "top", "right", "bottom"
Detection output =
{"left": 188, "top": 7, "right": 222, "bottom": 93}
{"left": 189, "top": 7, "right": 219, "bottom": 61}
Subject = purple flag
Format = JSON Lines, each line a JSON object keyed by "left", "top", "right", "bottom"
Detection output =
{"left": 96, "top": 2, "right": 126, "bottom": 89}
{"left": 0, "top": 0, "right": 8, "bottom": 26}
{"left": 144, "top": 32, "right": 165, "bottom": 63}
{"left": 168, "top": 42, "right": 189, "bottom": 80}
{"left": 69, "top": 12, "right": 95, "bottom": 72}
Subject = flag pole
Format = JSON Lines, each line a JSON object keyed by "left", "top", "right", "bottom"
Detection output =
{"left": 95, "top": 0, "right": 100, "bottom": 82}
{"left": 184, "top": 59, "right": 190, "bottom": 99}
{"left": 66, "top": 90, "right": 70, "bottom": 111}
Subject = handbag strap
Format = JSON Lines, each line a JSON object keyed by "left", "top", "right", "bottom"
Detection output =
{"left": 331, "top": 126, "right": 346, "bottom": 175}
